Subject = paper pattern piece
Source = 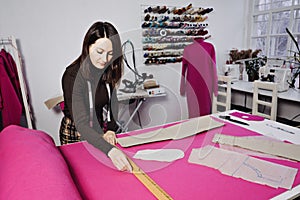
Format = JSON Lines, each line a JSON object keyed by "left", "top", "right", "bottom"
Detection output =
{"left": 188, "top": 145, "right": 297, "bottom": 189}
{"left": 219, "top": 144, "right": 294, "bottom": 162}
{"left": 133, "top": 149, "right": 184, "bottom": 162}
{"left": 117, "top": 116, "right": 224, "bottom": 147}
{"left": 212, "top": 134, "right": 300, "bottom": 161}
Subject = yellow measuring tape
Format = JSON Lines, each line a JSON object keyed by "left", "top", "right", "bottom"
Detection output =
{"left": 128, "top": 158, "right": 173, "bottom": 200}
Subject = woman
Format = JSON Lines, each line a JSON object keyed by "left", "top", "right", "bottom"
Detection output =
{"left": 59, "top": 21, "right": 131, "bottom": 172}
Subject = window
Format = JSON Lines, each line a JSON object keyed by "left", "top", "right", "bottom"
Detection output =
{"left": 250, "top": 0, "right": 300, "bottom": 59}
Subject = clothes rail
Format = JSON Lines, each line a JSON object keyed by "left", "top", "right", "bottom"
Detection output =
{"left": 0, "top": 36, "right": 33, "bottom": 129}
{"left": 1, "top": 38, "right": 13, "bottom": 51}
{"left": 0, "top": 38, "right": 12, "bottom": 43}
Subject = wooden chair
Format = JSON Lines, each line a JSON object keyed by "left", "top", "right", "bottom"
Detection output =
{"left": 212, "top": 76, "right": 232, "bottom": 113}
{"left": 44, "top": 95, "right": 64, "bottom": 111}
{"left": 252, "top": 81, "right": 278, "bottom": 121}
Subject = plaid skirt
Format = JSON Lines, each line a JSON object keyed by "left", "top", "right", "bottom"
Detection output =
{"left": 59, "top": 116, "right": 81, "bottom": 145}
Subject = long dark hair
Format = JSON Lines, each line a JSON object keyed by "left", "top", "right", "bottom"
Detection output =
{"left": 75, "top": 21, "right": 123, "bottom": 87}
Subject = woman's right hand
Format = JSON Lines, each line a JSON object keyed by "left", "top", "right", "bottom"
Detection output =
{"left": 108, "top": 147, "right": 132, "bottom": 172}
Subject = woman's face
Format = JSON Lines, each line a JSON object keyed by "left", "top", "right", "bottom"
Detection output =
{"left": 89, "top": 38, "right": 113, "bottom": 69}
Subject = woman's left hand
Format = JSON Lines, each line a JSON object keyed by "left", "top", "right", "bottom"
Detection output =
{"left": 103, "top": 130, "right": 117, "bottom": 145}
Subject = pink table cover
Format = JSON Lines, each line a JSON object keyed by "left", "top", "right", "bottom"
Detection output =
{"left": 60, "top": 119, "right": 300, "bottom": 200}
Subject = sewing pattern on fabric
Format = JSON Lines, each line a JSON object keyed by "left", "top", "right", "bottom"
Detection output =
{"left": 188, "top": 145, "right": 297, "bottom": 189}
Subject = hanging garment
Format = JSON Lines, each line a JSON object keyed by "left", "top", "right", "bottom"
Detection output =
{"left": 180, "top": 38, "right": 218, "bottom": 118}
{"left": 0, "top": 49, "right": 22, "bottom": 128}
{"left": 1, "top": 49, "right": 22, "bottom": 101}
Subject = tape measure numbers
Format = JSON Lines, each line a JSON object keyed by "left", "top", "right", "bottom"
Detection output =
{"left": 128, "top": 158, "right": 173, "bottom": 200}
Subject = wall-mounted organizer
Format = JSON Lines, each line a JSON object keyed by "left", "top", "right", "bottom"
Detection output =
{"left": 141, "top": 3, "right": 213, "bottom": 65}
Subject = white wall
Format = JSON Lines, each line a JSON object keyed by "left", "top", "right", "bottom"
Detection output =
{"left": 0, "top": 0, "right": 248, "bottom": 144}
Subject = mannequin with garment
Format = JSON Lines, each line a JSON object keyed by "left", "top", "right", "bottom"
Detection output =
{"left": 180, "top": 38, "right": 218, "bottom": 118}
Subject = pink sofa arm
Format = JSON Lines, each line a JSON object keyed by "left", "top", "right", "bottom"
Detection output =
{"left": 0, "top": 125, "right": 82, "bottom": 200}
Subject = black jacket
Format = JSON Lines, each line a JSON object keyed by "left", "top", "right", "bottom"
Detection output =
{"left": 61, "top": 62, "right": 119, "bottom": 155}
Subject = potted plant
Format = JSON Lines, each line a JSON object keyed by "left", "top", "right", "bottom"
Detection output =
{"left": 228, "top": 49, "right": 249, "bottom": 80}
{"left": 244, "top": 54, "right": 267, "bottom": 82}
{"left": 286, "top": 28, "right": 300, "bottom": 88}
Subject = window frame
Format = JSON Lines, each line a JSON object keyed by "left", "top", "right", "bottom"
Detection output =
{"left": 248, "top": 0, "right": 300, "bottom": 59}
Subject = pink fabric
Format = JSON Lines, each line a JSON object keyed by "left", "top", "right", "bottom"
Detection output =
{"left": 2, "top": 121, "right": 296, "bottom": 199}
{"left": 59, "top": 142, "right": 154, "bottom": 200}
{"left": 0, "top": 125, "right": 82, "bottom": 200}
{"left": 60, "top": 101, "right": 65, "bottom": 111}
{"left": 230, "top": 111, "right": 265, "bottom": 121}
{"left": 180, "top": 38, "right": 218, "bottom": 118}
{"left": 59, "top": 119, "right": 300, "bottom": 199}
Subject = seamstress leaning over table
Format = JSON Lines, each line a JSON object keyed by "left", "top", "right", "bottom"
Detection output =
{"left": 59, "top": 21, "right": 132, "bottom": 172}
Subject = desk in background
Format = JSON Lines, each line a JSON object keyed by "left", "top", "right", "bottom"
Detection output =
{"left": 230, "top": 80, "right": 300, "bottom": 123}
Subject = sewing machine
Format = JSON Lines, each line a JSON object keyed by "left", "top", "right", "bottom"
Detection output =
{"left": 259, "top": 66, "right": 291, "bottom": 92}
{"left": 221, "top": 64, "right": 240, "bottom": 81}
